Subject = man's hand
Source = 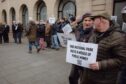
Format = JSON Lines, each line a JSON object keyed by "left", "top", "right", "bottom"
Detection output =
{"left": 89, "top": 62, "right": 100, "bottom": 70}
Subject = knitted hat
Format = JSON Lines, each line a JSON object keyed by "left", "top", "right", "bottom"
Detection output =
{"left": 81, "top": 13, "right": 93, "bottom": 21}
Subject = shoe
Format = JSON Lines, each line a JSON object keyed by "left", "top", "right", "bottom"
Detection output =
{"left": 55, "top": 48, "right": 60, "bottom": 50}
{"left": 28, "top": 51, "right": 32, "bottom": 54}
{"left": 37, "top": 48, "right": 41, "bottom": 53}
{"left": 51, "top": 47, "right": 55, "bottom": 49}
{"left": 42, "top": 48, "right": 45, "bottom": 50}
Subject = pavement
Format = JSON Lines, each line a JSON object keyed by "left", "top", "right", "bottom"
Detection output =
{"left": 0, "top": 36, "right": 71, "bottom": 84}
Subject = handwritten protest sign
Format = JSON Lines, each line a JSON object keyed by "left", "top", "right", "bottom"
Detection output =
{"left": 66, "top": 40, "right": 98, "bottom": 68}
{"left": 62, "top": 24, "right": 72, "bottom": 34}
{"left": 49, "top": 17, "right": 56, "bottom": 24}
{"left": 57, "top": 33, "right": 76, "bottom": 47}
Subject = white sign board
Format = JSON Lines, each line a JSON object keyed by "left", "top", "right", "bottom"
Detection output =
{"left": 111, "top": 16, "right": 117, "bottom": 22}
{"left": 66, "top": 40, "right": 98, "bottom": 68}
{"left": 122, "top": 22, "right": 126, "bottom": 32}
{"left": 57, "top": 33, "right": 76, "bottom": 47}
{"left": 49, "top": 17, "right": 56, "bottom": 24}
{"left": 62, "top": 24, "right": 72, "bottom": 34}
{"left": 29, "top": 17, "right": 33, "bottom": 20}
{"left": 121, "top": 6, "right": 126, "bottom": 13}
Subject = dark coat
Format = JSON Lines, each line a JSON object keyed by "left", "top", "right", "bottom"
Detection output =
{"left": 37, "top": 24, "right": 45, "bottom": 38}
{"left": 0, "top": 24, "right": 4, "bottom": 43}
{"left": 0, "top": 24, "right": 3, "bottom": 34}
{"left": 12, "top": 24, "right": 18, "bottom": 33}
{"left": 81, "top": 24, "right": 126, "bottom": 84}
{"left": 17, "top": 23, "right": 23, "bottom": 33}
{"left": 3, "top": 25, "right": 10, "bottom": 34}
{"left": 51, "top": 23, "right": 58, "bottom": 35}
{"left": 69, "top": 26, "right": 94, "bottom": 84}
{"left": 26, "top": 22, "right": 37, "bottom": 42}
{"left": 75, "top": 26, "right": 93, "bottom": 42}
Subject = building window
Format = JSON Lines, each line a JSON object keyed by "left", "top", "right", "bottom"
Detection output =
{"left": 58, "top": 0, "right": 76, "bottom": 19}
{"left": 113, "top": 0, "right": 126, "bottom": 26}
{"left": 10, "top": 8, "right": 16, "bottom": 23}
{"left": 37, "top": 1, "right": 47, "bottom": 21}
{"left": 2, "top": 10, "right": 7, "bottom": 23}
{"left": 21, "top": 5, "right": 29, "bottom": 27}
{"left": 63, "top": 2, "right": 76, "bottom": 18}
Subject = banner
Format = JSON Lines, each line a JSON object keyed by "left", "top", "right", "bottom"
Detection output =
{"left": 66, "top": 40, "right": 98, "bottom": 68}
{"left": 57, "top": 33, "right": 76, "bottom": 47}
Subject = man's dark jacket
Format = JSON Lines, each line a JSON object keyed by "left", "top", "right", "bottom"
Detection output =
{"left": 81, "top": 23, "right": 126, "bottom": 84}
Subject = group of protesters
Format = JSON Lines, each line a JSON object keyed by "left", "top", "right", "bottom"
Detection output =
{"left": 25, "top": 17, "right": 68, "bottom": 53}
{"left": 12, "top": 21, "right": 24, "bottom": 44}
{"left": 25, "top": 12, "right": 126, "bottom": 84}
{"left": 0, "top": 11, "right": 126, "bottom": 84}
{"left": 68, "top": 12, "right": 126, "bottom": 84}
{"left": 24, "top": 15, "right": 84, "bottom": 53}
{"left": 0, "top": 21, "right": 23, "bottom": 44}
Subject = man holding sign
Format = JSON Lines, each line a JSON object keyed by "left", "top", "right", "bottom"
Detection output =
{"left": 80, "top": 13, "right": 126, "bottom": 84}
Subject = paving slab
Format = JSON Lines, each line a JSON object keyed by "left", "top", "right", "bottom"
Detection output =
{"left": 0, "top": 37, "right": 71, "bottom": 84}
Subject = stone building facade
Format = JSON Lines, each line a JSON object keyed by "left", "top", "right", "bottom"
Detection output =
{"left": 0, "top": 0, "right": 125, "bottom": 26}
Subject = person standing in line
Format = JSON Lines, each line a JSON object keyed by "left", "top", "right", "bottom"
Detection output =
{"left": 50, "top": 21, "right": 60, "bottom": 50}
{"left": 69, "top": 13, "right": 94, "bottom": 84}
{"left": 0, "top": 22, "right": 3, "bottom": 44}
{"left": 26, "top": 20, "right": 39, "bottom": 53}
{"left": 12, "top": 21, "right": 17, "bottom": 43}
{"left": 81, "top": 12, "right": 126, "bottom": 84}
{"left": 17, "top": 22, "right": 23, "bottom": 44}
{"left": 3, "top": 23, "right": 10, "bottom": 43}
{"left": 69, "top": 16, "right": 78, "bottom": 33}
{"left": 45, "top": 20, "right": 52, "bottom": 48}
{"left": 57, "top": 17, "right": 67, "bottom": 33}
{"left": 36, "top": 20, "right": 46, "bottom": 52}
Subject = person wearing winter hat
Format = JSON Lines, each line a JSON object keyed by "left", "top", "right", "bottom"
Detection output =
{"left": 80, "top": 12, "right": 126, "bottom": 84}
{"left": 69, "top": 12, "right": 94, "bottom": 84}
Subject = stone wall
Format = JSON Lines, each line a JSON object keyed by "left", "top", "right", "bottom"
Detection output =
{"left": 0, "top": 0, "right": 113, "bottom": 25}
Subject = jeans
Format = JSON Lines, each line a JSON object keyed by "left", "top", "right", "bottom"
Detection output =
{"left": 29, "top": 41, "right": 38, "bottom": 51}
{"left": 51, "top": 34, "right": 59, "bottom": 49}
{"left": 18, "top": 32, "right": 22, "bottom": 43}
{"left": 14, "top": 32, "right": 22, "bottom": 43}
